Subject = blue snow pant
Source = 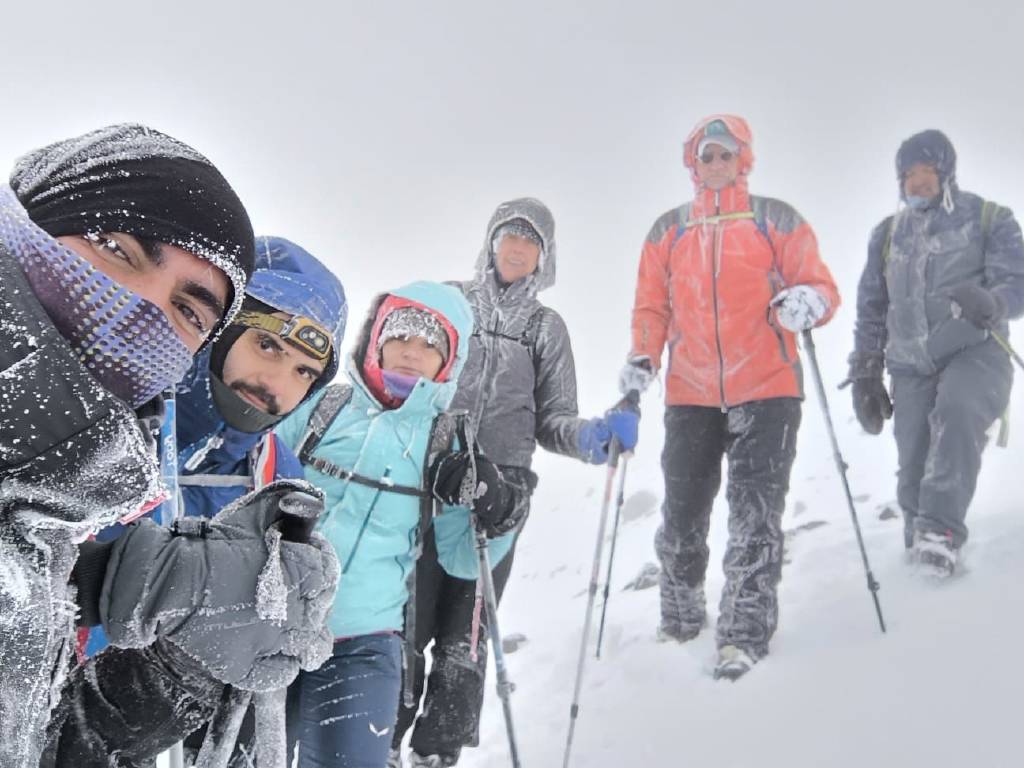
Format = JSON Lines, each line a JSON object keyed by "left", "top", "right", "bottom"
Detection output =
{"left": 655, "top": 398, "right": 801, "bottom": 660}
{"left": 891, "top": 338, "right": 1012, "bottom": 548}
{"left": 286, "top": 633, "right": 403, "bottom": 768}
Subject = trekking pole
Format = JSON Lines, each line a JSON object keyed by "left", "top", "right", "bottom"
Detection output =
{"left": 595, "top": 453, "right": 630, "bottom": 660}
{"left": 474, "top": 525, "right": 522, "bottom": 768}
{"left": 801, "top": 331, "right": 886, "bottom": 634}
{"left": 991, "top": 328, "right": 1024, "bottom": 372}
{"left": 159, "top": 389, "right": 186, "bottom": 768}
{"left": 563, "top": 438, "right": 624, "bottom": 768}
{"left": 595, "top": 390, "right": 640, "bottom": 660}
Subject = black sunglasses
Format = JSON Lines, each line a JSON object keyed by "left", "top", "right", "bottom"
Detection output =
{"left": 699, "top": 149, "right": 735, "bottom": 164}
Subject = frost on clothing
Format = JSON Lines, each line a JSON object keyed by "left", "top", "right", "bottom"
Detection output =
{"left": 850, "top": 170, "right": 1024, "bottom": 547}
{"left": 629, "top": 114, "right": 840, "bottom": 408}
{"left": 450, "top": 196, "right": 587, "bottom": 469}
{"left": 274, "top": 280, "right": 477, "bottom": 639}
{"left": 0, "top": 209, "right": 159, "bottom": 766}
{"left": 656, "top": 399, "right": 800, "bottom": 658}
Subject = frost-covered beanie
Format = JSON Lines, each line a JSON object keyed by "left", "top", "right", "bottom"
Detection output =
{"left": 9, "top": 123, "right": 255, "bottom": 332}
{"left": 376, "top": 306, "right": 450, "bottom": 363}
{"left": 491, "top": 218, "right": 543, "bottom": 254}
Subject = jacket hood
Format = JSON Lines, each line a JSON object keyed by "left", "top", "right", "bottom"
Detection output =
{"left": 683, "top": 114, "right": 755, "bottom": 192}
{"left": 248, "top": 235, "right": 347, "bottom": 384}
{"left": 348, "top": 280, "right": 474, "bottom": 411}
{"left": 175, "top": 236, "right": 347, "bottom": 445}
{"left": 474, "top": 197, "right": 557, "bottom": 294}
{"left": 896, "top": 129, "right": 958, "bottom": 194}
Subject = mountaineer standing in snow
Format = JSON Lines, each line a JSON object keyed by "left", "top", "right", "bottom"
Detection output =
{"left": 620, "top": 115, "right": 839, "bottom": 681}
{"left": 0, "top": 124, "right": 337, "bottom": 768}
{"left": 390, "top": 198, "right": 638, "bottom": 767}
{"left": 277, "top": 281, "right": 525, "bottom": 768}
{"left": 847, "top": 129, "right": 1024, "bottom": 577}
{"left": 55, "top": 235, "right": 347, "bottom": 765}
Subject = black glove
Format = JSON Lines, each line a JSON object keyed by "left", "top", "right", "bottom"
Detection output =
{"left": 950, "top": 283, "right": 1006, "bottom": 329}
{"left": 851, "top": 377, "right": 893, "bottom": 435}
{"left": 431, "top": 451, "right": 511, "bottom": 532}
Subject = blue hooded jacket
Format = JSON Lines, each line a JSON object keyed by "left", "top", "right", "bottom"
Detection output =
{"left": 85, "top": 237, "right": 346, "bottom": 655}
{"left": 275, "top": 281, "right": 491, "bottom": 638}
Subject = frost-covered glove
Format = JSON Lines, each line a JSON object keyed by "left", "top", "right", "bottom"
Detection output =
{"left": 431, "top": 451, "right": 512, "bottom": 532}
{"left": 851, "top": 377, "right": 893, "bottom": 435}
{"left": 578, "top": 402, "right": 640, "bottom": 464}
{"left": 950, "top": 283, "right": 1006, "bottom": 330}
{"left": 99, "top": 479, "right": 339, "bottom": 692}
{"left": 618, "top": 355, "right": 656, "bottom": 395}
{"left": 770, "top": 285, "right": 830, "bottom": 332}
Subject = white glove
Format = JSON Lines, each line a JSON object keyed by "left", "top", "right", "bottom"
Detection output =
{"left": 618, "top": 355, "right": 656, "bottom": 395}
{"left": 771, "top": 285, "right": 829, "bottom": 332}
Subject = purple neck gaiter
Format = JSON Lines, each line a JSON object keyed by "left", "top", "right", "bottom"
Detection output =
{"left": 382, "top": 370, "right": 420, "bottom": 402}
{"left": 0, "top": 185, "right": 192, "bottom": 408}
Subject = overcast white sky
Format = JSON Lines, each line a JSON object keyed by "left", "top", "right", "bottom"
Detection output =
{"left": 3, "top": 0, "right": 1022, "bottom": 412}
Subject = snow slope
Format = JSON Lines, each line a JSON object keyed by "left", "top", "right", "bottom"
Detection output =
{"left": 459, "top": 375, "right": 1024, "bottom": 768}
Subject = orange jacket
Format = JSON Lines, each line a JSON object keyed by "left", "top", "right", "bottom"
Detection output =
{"left": 630, "top": 115, "right": 840, "bottom": 408}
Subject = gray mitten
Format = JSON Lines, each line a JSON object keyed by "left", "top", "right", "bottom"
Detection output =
{"left": 100, "top": 479, "right": 339, "bottom": 692}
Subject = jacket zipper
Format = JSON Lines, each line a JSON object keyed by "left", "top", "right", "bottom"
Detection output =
{"left": 710, "top": 191, "right": 728, "bottom": 411}
{"left": 342, "top": 467, "right": 390, "bottom": 575}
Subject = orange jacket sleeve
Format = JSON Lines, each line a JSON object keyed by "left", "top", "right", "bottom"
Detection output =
{"left": 772, "top": 216, "right": 841, "bottom": 326}
{"left": 630, "top": 217, "right": 675, "bottom": 368}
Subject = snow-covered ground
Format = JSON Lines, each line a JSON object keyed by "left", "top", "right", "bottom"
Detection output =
{"left": 459, "top": 373, "right": 1024, "bottom": 768}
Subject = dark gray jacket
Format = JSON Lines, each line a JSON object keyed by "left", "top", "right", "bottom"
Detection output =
{"left": 0, "top": 244, "right": 160, "bottom": 768}
{"left": 449, "top": 197, "right": 586, "bottom": 469}
{"left": 851, "top": 189, "right": 1024, "bottom": 378}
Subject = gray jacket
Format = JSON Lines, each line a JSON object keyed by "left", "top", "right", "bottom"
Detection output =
{"left": 449, "top": 197, "right": 586, "bottom": 469}
{"left": 851, "top": 189, "right": 1024, "bottom": 378}
{"left": 0, "top": 244, "right": 160, "bottom": 768}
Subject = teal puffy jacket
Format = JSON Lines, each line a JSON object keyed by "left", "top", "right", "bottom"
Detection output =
{"left": 276, "top": 281, "right": 511, "bottom": 638}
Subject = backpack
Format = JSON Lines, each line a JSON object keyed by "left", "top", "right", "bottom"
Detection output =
{"left": 294, "top": 382, "right": 464, "bottom": 706}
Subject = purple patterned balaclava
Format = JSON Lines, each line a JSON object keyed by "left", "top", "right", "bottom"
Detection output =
{"left": 0, "top": 185, "right": 192, "bottom": 407}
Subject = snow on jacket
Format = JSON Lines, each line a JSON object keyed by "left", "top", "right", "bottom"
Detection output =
{"left": 630, "top": 115, "right": 840, "bottom": 408}
{"left": 275, "top": 281, "right": 479, "bottom": 638}
{"left": 0, "top": 224, "right": 159, "bottom": 768}
{"left": 851, "top": 190, "right": 1024, "bottom": 378}
{"left": 449, "top": 197, "right": 587, "bottom": 469}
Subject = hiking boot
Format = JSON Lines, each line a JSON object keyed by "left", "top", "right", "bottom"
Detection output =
{"left": 656, "top": 616, "right": 705, "bottom": 644}
{"left": 408, "top": 752, "right": 459, "bottom": 767}
{"left": 387, "top": 748, "right": 404, "bottom": 768}
{"left": 713, "top": 645, "right": 755, "bottom": 681}
{"left": 913, "top": 529, "right": 957, "bottom": 578}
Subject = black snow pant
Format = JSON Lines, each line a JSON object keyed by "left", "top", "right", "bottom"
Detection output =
{"left": 40, "top": 639, "right": 229, "bottom": 768}
{"left": 391, "top": 526, "right": 518, "bottom": 760}
{"left": 656, "top": 398, "right": 801, "bottom": 660}
{"left": 891, "top": 339, "right": 1012, "bottom": 548}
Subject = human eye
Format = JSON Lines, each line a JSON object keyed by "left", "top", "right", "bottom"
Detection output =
{"left": 174, "top": 300, "right": 209, "bottom": 338}
{"left": 85, "top": 232, "right": 135, "bottom": 265}
{"left": 257, "top": 332, "right": 283, "bottom": 355}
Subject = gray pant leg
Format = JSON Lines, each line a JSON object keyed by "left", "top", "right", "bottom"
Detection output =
{"left": 891, "top": 373, "right": 939, "bottom": 547}
{"left": 717, "top": 398, "right": 801, "bottom": 659}
{"left": 655, "top": 406, "right": 726, "bottom": 634}
{"left": 915, "top": 340, "right": 1012, "bottom": 546}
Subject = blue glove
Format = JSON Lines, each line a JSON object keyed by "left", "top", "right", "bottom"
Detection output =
{"left": 578, "top": 408, "right": 640, "bottom": 464}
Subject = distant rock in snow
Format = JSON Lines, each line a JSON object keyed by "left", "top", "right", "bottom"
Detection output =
{"left": 878, "top": 503, "right": 899, "bottom": 520}
{"left": 502, "top": 633, "right": 529, "bottom": 653}
{"left": 620, "top": 490, "right": 659, "bottom": 524}
{"left": 623, "top": 562, "right": 660, "bottom": 591}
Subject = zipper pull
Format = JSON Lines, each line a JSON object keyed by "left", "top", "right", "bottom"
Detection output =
{"left": 183, "top": 432, "right": 225, "bottom": 471}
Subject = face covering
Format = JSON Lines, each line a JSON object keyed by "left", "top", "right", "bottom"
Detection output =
{"left": 381, "top": 370, "right": 420, "bottom": 401}
{"left": 906, "top": 194, "right": 934, "bottom": 211}
{"left": 0, "top": 185, "right": 192, "bottom": 408}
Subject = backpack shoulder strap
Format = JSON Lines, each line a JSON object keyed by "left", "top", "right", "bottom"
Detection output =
{"left": 981, "top": 199, "right": 998, "bottom": 248}
{"left": 295, "top": 383, "right": 353, "bottom": 463}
